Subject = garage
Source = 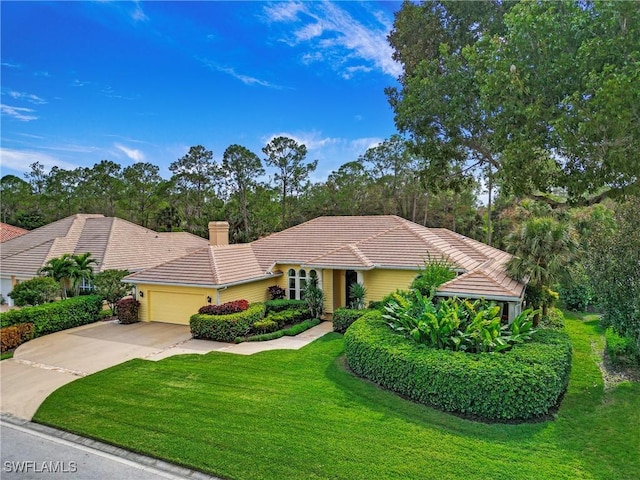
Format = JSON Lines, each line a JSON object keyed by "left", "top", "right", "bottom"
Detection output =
{"left": 148, "top": 290, "right": 210, "bottom": 325}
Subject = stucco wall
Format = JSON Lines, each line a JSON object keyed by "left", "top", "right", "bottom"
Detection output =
{"left": 363, "top": 268, "right": 418, "bottom": 304}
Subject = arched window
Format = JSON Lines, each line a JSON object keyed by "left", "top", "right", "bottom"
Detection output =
{"left": 287, "top": 268, "right": 321, "bottom": 300}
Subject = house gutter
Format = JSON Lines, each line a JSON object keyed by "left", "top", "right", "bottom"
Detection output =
{"left": 434, "top": 290, "right": 523, "bottom": 303}
{"left": 122, "top": 272, "right": 282, "bottom": 290}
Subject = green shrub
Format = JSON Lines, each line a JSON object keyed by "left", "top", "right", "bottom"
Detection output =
{"left": 252, "top": 319, "right": 279, "bottom": 334}
{"left": 117, "top": 298, "right": 140, "bottom": 324}
{"left": 283, "top": 318, "right": 321, "bottom": 336}
{"left": 333, "top": 308, "right": 367, "bottom": 334}
{"left": 190, "top": 303, "right": 266, "bottom": 342}
{"left": 540, "top": 307, "right": 565, "bottom": 330}
{"left": 8, "top": 277, "right": 59, "bottom": 306}
{"left": 245, "top": 318, "right": 321, "bottom": 342}
{"left": 303, "top": 275, "right": 324, "bottom": 319}
{"left": 349, "top": 283, "right": 367, "bottom": 310}
{"left": 1, "top": 323, "right": 35, "bottom": 352}
{"left": 0, "top": 296, "right": 103, "bottom": 336}
{"left": 265, "top": 308, "right": 309, "bottom": 328}
{"left": 264, "top": 299, "right": 307, "bottom": 313}
{"left": 344, "top": 310, "right": 572, "bottom": 422}
{"left": 605, "top": 327, "right": 640, "bottom": 367}
{"left": 410, "top": 256, "right": 456, "bottom": 296}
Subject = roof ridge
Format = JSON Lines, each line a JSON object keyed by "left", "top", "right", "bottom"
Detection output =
{"left": 99, "top": 217, "right": 117, "bottom": 271}
{"left": 208, "top": 246, "right": 220, "bottom": 284}
{"left": 347, "top": 243, "right": 373, "bottom": 267}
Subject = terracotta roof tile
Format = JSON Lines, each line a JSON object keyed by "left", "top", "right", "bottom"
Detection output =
{"left": 0, "top": 223, "right": 28, "bottom": 243}
{"left": 0, "top": 214, "right": 208, "bottom": 278}
{"left": 125, "top": 215, "right": 525, "bottom": 300}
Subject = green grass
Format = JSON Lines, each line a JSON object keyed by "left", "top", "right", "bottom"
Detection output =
{"left": 1, "top": 351, "right": 13, "bottom": 361}
{"left": 34, "top": 312, "right": 640, "bottom": 480}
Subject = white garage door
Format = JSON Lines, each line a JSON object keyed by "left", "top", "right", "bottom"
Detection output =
{"left": 1, "top": 277, "right": 14, "bottom": 306}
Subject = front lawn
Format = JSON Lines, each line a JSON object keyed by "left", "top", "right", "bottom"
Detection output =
{"left": 34, "top": 313, "right": 640, "bottom": 480}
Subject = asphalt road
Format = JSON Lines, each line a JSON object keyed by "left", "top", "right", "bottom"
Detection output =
{"left": 0, "top": 420, "right": 215, "bottom": 480}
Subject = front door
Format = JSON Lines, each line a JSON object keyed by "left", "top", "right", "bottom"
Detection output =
{"left": 345, "top": 270, "right": 358, "bottom": 308}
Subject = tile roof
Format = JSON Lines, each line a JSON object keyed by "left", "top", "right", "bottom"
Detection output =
{"left": 0, "top": 214, "right": 208, "bottom": 278}
{"left": 125, "top": 215, "right": 525, "bottom": 300}
{"left": 0, "top": 223, "right": 28, "bottom": 243}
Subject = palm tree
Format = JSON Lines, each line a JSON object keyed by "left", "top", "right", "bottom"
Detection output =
{"left": 70, "top": 252, "right": 98, "bottom": 296}
{"left": 506, "top": 216, "right": 577, "bottom": 324}
{"left": 39, "top": 253, "right": 74, "bottom": 299}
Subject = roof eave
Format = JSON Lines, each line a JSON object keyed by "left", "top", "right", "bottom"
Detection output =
{"left": 434, "top": 290, "right": 524, "bottom": 303}
{"left": 123, "top": 272, "right": 282, "bottom": 289}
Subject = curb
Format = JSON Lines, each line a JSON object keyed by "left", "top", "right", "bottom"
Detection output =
{"left": 0, "top": 413, "right": 221, "bottom": 480}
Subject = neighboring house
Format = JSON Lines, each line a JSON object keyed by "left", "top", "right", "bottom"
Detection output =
{"left": 0, "top": 223, "right": 28, "bottom": 243}
{"left": 125, "top": 216, "right": 526, "bottom": 325}
{"left": 0, "top": 214, "right": 208, "bottom": 305}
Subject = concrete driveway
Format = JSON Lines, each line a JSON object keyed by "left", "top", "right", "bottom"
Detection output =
{"left": 0, "top": 319, "right": 333, "bottom": 420}
{"left": 0, "top": 320, "right": 191, "bottom": 420}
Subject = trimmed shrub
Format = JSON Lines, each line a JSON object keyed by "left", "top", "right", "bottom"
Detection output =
{"left": 264, "top": 299, "right": 307, "bottom": 314}
{"left": 0, "top": 296, "right": 103, "bottom": 336}
{"left": 245, "top": 318, "right": 322, "bottom": 342}
{"left": 1, "top": 323, "right": 35, "bottom": 352}
{"left": 8, "top": 277, "right": 59, "bottom": 307}
{"left": 333, "top": 308, "right": 367, "bottom": 334}
{"left": 605, "top": 327, "right": 640, "bottom": 367}
{"left": 252, "top": 319, "right": 279, "bottom": 334}
{"left": 344, "top": 310, "right": 572, "bottom": 422}
{"left": 117, "top": 298, "right": 140, "bottom": 324}
{"left": 265, "top": 308, "right": 309, "bottom": 328}
{"left": 198, "top": 299, "right": 249, "bottom": 315}
{"left": 540, "top": 307, "right": 565, "bottom": 330}
{"left": 191, "top": 303, "right": 266, "bottom": 342}
{"left": 267, "top": 285, "right": 286, "bottom": 300}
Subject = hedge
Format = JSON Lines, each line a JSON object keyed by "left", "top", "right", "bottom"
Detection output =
{"left": 1, "top": 323, "right": 35, "bottom": 352}
{"left": 190, "top": 303, "right": 266, "bottom": 342}
{"left": 344, "top": 310, "right": 572, "bottom": 422}
{"left": 244, "top": 318, "right": 322, "bottom": 342}
{"left": 198, "top": 299, "right": 249, "bottom": 315}
{"left": 0, "top": 296, "right": 103, "bottom": 337}
{"left": 117, "top": 298, "right": 140, "bottom": 324}
{"left": 333, "top": 308, "right": 367, "bottom": 333}
{"left": 264, "top": 299, "right": 307, "bottom": 314}
{"left": 265, "top": 308, "right": 310, "bottom": 328}
{"left": 605, "top": 326, "right": 640, "bottom": 367}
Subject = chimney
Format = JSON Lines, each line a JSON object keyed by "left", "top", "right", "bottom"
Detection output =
{"left": 208, "top": 221, "right": 229, "bottom": 246}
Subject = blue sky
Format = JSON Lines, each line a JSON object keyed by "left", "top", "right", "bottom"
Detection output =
{"left": 1, "top": 1, "right": 403, "bottom": 183}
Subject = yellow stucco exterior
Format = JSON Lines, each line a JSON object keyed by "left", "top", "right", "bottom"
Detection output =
{"left": 136, "top": 266, "right": 420, "bottom": 324}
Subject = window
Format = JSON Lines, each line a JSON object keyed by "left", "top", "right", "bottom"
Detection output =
{"left": 78, "top": 277, "right": 93, "bottom": 293}
{"left": 287, "top": 268, "right": 320, "bottom": 300}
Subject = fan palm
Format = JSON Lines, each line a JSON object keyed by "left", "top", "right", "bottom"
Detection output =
{"left": 506, "top": 217, "right": 577, "bottom": 323}
{"left": 70, "top": 252, "right": 98, "bottom": 296}
{"left": 38, "top": 253, "right": 75, "bottom": 299}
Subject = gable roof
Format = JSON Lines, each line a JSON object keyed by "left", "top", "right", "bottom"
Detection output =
{"left": 125, "top": 215, "right": 525, "bottom": 300}
{"left": 0, "top": 214, "right": 208, "bottom": 278}
{"left": 0, "top": 223, "right": 28, "bottom": 243}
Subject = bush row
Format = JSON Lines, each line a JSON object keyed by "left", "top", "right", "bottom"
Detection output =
{"left": 264, "top": 299, "right": 307, "bottom": 313}
{"left": 244, "top": 318, "right": 322, "bottom": 342}
{"left": 344, "top": 310, "right": 572, "bottom": 422}
{"left": 190, "top": 303, "right": 266, "bottom": 342}
{"left": 198, "top": 299, "right": 249, "bottom": 315}
{"left": 605, "top": 326, "right": 640, "bottom": 367}
{"left": 1, "top": 323, "right": 35, "bottom": 352}
{"left": 333, "top": 308, "right": 367, "bottom": 334}
{"left": 0, "top": 296, "right": 103, "bottom": 337}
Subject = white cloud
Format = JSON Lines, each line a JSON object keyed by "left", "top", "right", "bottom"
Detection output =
{"left": 263, "top": 1, "right": 401, "bottom": 78}
{"left": 263, "top": 2, "right": 305, "bottom": 22}
{"left": 115, "top": 143, "right": 145, "bottom": 161}
{"left": 1, "top": 104, "right": 38, "bottom": 122}
{"left": 131, "top": 1, "right": 148, "bottom": 22}
{"left": 0, "top": 148, "right": 78, "bottom": 172}
{"left": 262, "top": 131, "right": 340, "bottom": 151}
{"left": 6, "top": 90, "right": 47, "bottom": 104}
{"left": 198, "top": 57, "right": 282, "bottom": 89}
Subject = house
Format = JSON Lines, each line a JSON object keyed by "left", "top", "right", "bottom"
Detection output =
{"left": 0, "top": 214, "right": 208, "bottom": 305}
{"left": 124, "top": 216, "right": 526, "bottom": 325}
{"left": 0, "top": 223, "right": 28, "bottom": 243}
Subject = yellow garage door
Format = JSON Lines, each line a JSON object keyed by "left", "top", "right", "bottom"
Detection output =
{"left": 149, "top": 291, "right": 206, "bottom": 325}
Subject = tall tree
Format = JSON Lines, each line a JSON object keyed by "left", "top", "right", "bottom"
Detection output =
{"left": 0, "top": 175, "right": 33, "bottom": 225}
{"left": 121, "top": 162, "right": 166, "bottom": 228}
{"left": 262, "top": 136, "right": 317, "bottom": 228}
{"left": 45, "top": 167, "right": 82, "bottom": 219}
{"left": 169, "top": 145, "right": 219, "bottom": 237}
{"left": 70, "top": 252, "right": 98, "bottom": 296}
{"left": 221, "top": 144, "right": 265, "bottom": 241}
{"left": 80, "top": 160, "right": 124, "bottom": 216}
